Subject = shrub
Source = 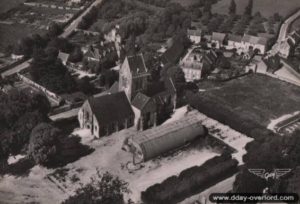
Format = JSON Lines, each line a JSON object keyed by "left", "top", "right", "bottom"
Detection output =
{"left": 28, "top": 123, "right": 60, "bottom": 165}
{"left": 141, "top": 154, "right": 238, "bottom": 204}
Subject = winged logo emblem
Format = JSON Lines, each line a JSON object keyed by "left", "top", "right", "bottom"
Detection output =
{"left": 248, "top": 169, "right": 292, "bottom": 180}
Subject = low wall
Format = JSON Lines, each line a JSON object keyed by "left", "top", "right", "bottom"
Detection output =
{"left": 17, "top": 73, "right": 63, "bottom": 105}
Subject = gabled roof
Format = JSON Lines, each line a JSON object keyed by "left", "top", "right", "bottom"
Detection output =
{"left": 88, "top": 91, "right": 134, "bottom": 125}
{"left": 227, "top": 34, "right": 242, "bottom": 43}
{"left": 204, "top": 50, "right": 218, "bottom": 64}
{"left": 132, "top": 92, "right": 151, "bottom": 110}
{"left": 187, "top": 29, "right": 202, "bottom": 37}
{"left": 126, "top": 54, "right": 148, "bottom": 75}
{"left": 212, "top": 32, "right": 226, "bottom": 42}
{"left": 164, "top": 78, "right": 176, "bottom": 95}
{"left": 242, "top": 34, "right": 268, "bottom": 46}
{"left": 58, "top": 51, "right": 70, "bottom": 62}
{"left": 161, "top": 42, "right": 185, "bottom": 65}
{"left": 109, "top": 81, "right": 119, "bottom": 94}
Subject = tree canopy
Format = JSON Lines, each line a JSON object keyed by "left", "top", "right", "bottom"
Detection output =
{"left": 28, "top": 123, "right": 60, "bottom": 165}
{"left": 63, "top": 171, "right": 129, "bottom": 204}
{"left": 234, "top": 130, "right": 300, "bottom": 193}
{"left": 229, "top": 0, "right": 236, "bottom": 15}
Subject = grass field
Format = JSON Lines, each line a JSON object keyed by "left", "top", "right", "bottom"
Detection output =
{"left": 212, "top": 0, "right": 300, "bottom": 17}
{"left": 0, "top": 0, "right": 25, "bottom": 14}
{"left": 0, "top": 24, "right": 45, "bottom": 52}
{"left": 189, "top": 74, "right": 300, "bottom": 137}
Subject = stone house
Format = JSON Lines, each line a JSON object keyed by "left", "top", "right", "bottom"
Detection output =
{"left": 78, "top": 91, "right": 134, "bottom": 138}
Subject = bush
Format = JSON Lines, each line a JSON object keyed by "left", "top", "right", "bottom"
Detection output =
{"left": 63, "top": 171, "right": 129, "bottom": 204}
{"left": 28, "top": 123, "right": 60, "bottom": 165}
{"left": 141, "top": 154, "right": 238, "bottom": 204}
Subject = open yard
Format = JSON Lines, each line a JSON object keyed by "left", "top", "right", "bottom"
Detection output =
{"left": 190, "top": 74, "right": 300, "bottom": 137}
{"left": 0, "top": 121, "right": 221, "bottom": 203}
{"left": 212, "top": 0, "right": 300, "bottom": 17}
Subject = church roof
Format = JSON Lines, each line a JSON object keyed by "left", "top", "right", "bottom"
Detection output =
{"left": 88, "top": 91, "right": 134, "bottom": 125}
{"left": 132, "top": 92, "right": 152, "bottom": 110}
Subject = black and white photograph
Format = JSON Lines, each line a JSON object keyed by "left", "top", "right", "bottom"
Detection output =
{"left": 0, "top": 0, "right": 300, "bottom": 203}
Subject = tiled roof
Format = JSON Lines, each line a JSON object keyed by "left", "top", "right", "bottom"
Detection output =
{"left": 228, "top": 34, "right": 242, "bottom": 43}
{"left": 88, "top": 91, "right": 134, "bottom": 125}
{"left": 242, "top": 34, "right": 268, "bottom": 46}
{"left": 187, "top": 29, "right": 202, "bottom": 36}
{"left": 132, "top": 92, "right": 151, "bottom": 110}
{"left": 212, "top": 32, "right": 226, "bottom": 42}
{"left": 58, "top": 51, "right": 70, "bottom": 62}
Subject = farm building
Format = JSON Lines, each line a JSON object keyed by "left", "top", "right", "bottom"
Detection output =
{"left": 126, "top": 111, "right": 207, "bottom": 163}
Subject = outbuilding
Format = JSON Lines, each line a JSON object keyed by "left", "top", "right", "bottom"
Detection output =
{"left": 126, "top": 111, "right": 207, "bottom": 163}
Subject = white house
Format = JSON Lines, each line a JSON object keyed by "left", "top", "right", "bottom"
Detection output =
{"left": 241, "top": 34, "right": 268, "bottom": 54}
{"left": 187, "top": 29, "right": 202, "bottom": 44}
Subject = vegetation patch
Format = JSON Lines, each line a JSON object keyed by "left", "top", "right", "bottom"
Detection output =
{"left": 188, "top": 74, "right": 300, "bottom": 138}
{"left": 141, "top": 154, "right": 238, "bottom": 204}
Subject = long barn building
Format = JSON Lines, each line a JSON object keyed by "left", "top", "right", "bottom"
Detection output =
{"left": 127, "top": 111, "right": 207, "bottom": 163}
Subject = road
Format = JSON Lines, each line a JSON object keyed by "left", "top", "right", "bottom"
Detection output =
{"left": 277, "top": 9, "right": 300, "bottom": 43}
{"left": 60, "top": 0, "right": 103, "bottom": 38}
{"left": 1, "top": 0, "right": 104, "bottom": 78}
{"left": 269, "top": 9, "right": 300, "bottom": 56}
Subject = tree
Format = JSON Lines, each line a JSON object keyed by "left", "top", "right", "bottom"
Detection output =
{"left": 234, "top": 131, "right": 300, "bottom": 194}
{"left": 28, "top": 123, "right": 60, "bottom": 165}
{"left": 69, "top": 47, "right": 83, "bottom": 63}
{"left": 77, "top": 77, "right": 94, "bottom": 95}
{"left": 273, "top": 13, "right": 282, "bottom": 22}
{"left": 244, "top": 0, "right": 253, "bottom": 16}
{"left": 63, "top": 171, "right": 129, "bottom": 204}
{"left": 48, "top": 22, "right": 63, "bottom": 38}
{"left": 229, "top": 0, "right": 236, "bottom": 15}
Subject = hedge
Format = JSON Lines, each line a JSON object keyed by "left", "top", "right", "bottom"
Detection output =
{"left": 141, "top": 154, "right": 238, "bottom": 204}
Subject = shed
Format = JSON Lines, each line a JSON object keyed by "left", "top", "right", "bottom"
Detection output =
{"left": 127, "top": 111, "right": 206, "bottom": 163}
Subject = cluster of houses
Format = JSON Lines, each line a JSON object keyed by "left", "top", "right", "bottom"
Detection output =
{"left": 187, "top": 29, "right": 270, "bottom": 55}
{"left": 78, "top": 54, "right": 177, "bottom": 137}
{"left": 180, "top": 48, "right": 218, "bottom": 82}
{"left": 58, "top": 25, "right": 122, "bottom": 73}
